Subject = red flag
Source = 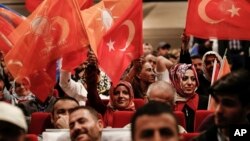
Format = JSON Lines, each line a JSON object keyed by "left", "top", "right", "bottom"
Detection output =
{"left": 5, "top": 0, "right": 88, "bottom": 102}
{"left": 81, "top": 0, "right": 134, "bottom": 56}
{"left": 186, "top": 0, "right": 250, "bottom": 40}
{"left": 208, "top": 54, "right": 231, "bottom": 110}
{"left": 98, "top": 0, "right": 143, "bottom": 85}
{"left": 0, "top": 16, "right": 14, "bottom": 53}
{"left": 0, "top": 6, "right": 26, "bottom": 27}
{"left": 25, "top": 0, "right": 93, "bottom": 12}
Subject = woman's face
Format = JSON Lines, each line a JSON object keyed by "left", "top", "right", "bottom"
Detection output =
{"left": 113, "top": 85, "right": 130, "bottom": 109}
{"left": 15, "top": 80, "right": 30, "bottom": 96}
{"left": 138, "top": 62, "right": 155, "bottom": 84}
{"left": 180, "top": 69, "right": 197, "bottom": 96}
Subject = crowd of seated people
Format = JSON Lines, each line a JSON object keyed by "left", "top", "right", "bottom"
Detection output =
{"left": 1, "top": 32, "right": 250, "bottom": 141}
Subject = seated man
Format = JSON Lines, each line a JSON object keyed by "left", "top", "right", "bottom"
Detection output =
{"left": 51, "top": 97, "right": 79, "bottom": 129}
{"left": 146, "top": 81, "right": 175, "bottom": 106}
{"left": 131, "top": 101, "right": 180, "bottom": 141}
{"left": 193, "top": 69, "right": 250, "bottom": 141}
{"left": 69, "top": 106, "right": 103, "bottom": 141}
{"left": 0, "top": 102, "right": 27, "bottom": 141}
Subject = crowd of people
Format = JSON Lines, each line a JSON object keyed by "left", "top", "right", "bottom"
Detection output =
{"left": 1, "top": 33, "right": 250, "bottom": 141}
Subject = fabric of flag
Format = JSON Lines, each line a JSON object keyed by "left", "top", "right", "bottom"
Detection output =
{"left": 5, "top": 0, "right": 88, "bottom": 102}
{"left": 98, "top": 0, "right": 143, "bottom": 85}
{"left": 81, "top": 0, "right": 133, "bottom": 56}
{"left": 186, "top": 0, "right": 250, "bottom": 40}
{"left": 25, "top": 0, "right": 93, "bottom": 12}
{"left": 0, "top": 16, "right": 14, "bottom": 53}
{"left": 208, "top": 55, "right": 231, "bottom": 110}
{"left": 0, "top": 4, "right": 26, "bottom": 27}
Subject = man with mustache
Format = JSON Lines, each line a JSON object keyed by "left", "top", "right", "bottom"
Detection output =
{"left": 192, "top": 69, "right": 250, "bottom": 141}
{"left": 69, "top": 106, "right": 103, "bottom": 141}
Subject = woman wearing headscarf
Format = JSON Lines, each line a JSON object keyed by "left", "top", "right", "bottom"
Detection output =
{"left": 86, "top": 63, "right": 135, "bottom": 127}
{"left": 170, "top": 63, "right": 207, "bottom": 132}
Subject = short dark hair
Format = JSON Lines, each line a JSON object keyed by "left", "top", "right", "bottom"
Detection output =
{"left": 210, "top": 69, "right": 250, "bottom": 107}
{"left": 131, "top": 101, "right": 178, "bottom": 140}
{"left": 69, "top": 106, "right": 101, "bottom": 121}
{"left": 191, "top": 55, "right": 202, "bottom": 60}
{"left": 157, "top": 42, "right": 171, "bottom": 50}
{"left": 52, "top": 97, "right": 79, "bottom": 115}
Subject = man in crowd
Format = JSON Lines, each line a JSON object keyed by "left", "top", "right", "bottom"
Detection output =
{"left": 131, "top": 101, "right": 180, "bottom": 141}
{"left": 146, "top": 81, "right": 175, "bottom": 106}
{"left": 69, "top": 106, "right": 104, "bottom": 141}
{"left": 193, "top": 69, "right": 250, "bottom": 141}
{"left": 51, "top": 97, "right": 79, "bottom": 129}
{"left": 0, "top": 102, "right": 27, "bottom": 141}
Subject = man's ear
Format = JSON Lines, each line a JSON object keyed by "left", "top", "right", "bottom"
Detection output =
{"left": 97, "top": 119, "right": 104, "bottom": 130}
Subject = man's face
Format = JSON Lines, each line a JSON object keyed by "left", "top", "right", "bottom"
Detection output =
{"left": 52, "top": 100, "right": 79, "bottom": 128}
{"left": 204, "top": 55, "right": 220, "bottom": 77}
{"left": 145, "top": 54, "right": 157, "bottom": 70}
{"left": 14, "top": 80, "right": 30, "bottom": 96}
{"left": 214, "top": 95, "right": 246, "bottom": 128}
{"left": 69, "top": 109, "right": 103, "bottom": 141}
{"left": 158, "top": 48, "right": 169, "bottom": 56}
{"left": 191, "top": 58, "right": 203, "bottom": 75}
{"left": 143, "top": 44, "right": 153, "bottom": 55}
{"left": 134, "top": 113, "right": 179, "bottom": 141}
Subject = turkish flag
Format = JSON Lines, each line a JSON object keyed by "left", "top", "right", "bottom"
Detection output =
{"left": 25, "top": 0, "right": 93, "bottom": 13}
{"left": 98, "top": 0, "right": 143, "bottom": 85}
{"left": 81, "top": 0, "right": 134, "bottom": 56}
{"left": 0, "top": 5, "right": 26, "bottom": 27}
{"left": 0, "top": 16, "right": 14, "bottom": 54}
{"left": 5, "top": 0, "right": 88, "bottom": 102}
{"left": 186, "top": 0, "right": 250, "bottom": 40}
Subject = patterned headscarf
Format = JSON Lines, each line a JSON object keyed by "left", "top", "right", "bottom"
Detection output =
{"left": 169, "top": 64, "right": 199, "bottom": 98}
{"left": 107, "top": 80, "right": 135, "bottom": 111}
{"left": 202, "top": 51, "right": 222, "bottom": 81}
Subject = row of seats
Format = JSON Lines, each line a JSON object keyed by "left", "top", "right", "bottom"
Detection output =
{"left": 28, "top": 110, "right": 213, "bottom": 135}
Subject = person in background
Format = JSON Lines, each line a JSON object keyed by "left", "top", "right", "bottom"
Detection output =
{"left": 143, "top": 42, "right": 154, "bottom": 55}
{"left": 170, "top": 63, "right": 207, "bottom": 132}
{"left": 131, "top": 101, "right": 180, "bottom": 141}
{"left": 86, "top": 63, "right": 135, "bottom": 127}
{"left": 51, "top": 97, "right": 79, "bottom": 129}
{"left": 157, "top": 41, "right": 171, "bottom": 56}
{"left": 69, "top": 106, "right": 103, "bottom": 141}
{"left": 193, "top": 69, "right": 250, "bottom": 141}
{"left": 0, "top": 102, "right": 27, "bottom": 141}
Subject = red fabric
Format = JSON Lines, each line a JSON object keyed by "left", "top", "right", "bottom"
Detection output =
{"left": 210, "top": 60, "right": 220, "bottom": 85}
{"left": 174, "top": 111, "right": 186, "bottom": 129}
{"left": 98, "top": 0, "right": 143, "bottom": 85}
{"left": 112, "top": 111, "right": 134, "bottom": 128}
{"left": 0, "top": 16, "right": 14, "bottom": 53}
{"left": 194, "top": 110, "right": 213, "bottom": 132}
{"left": 5, "top": 0, "right": 88, "bottom": 102}
{"left": 174, "top": 94, "right": 199, "bottom": 112}
{"left": 28, "top": 112, "right": 53, "bottom": 135}
{"left": 180, "top": 133, "right": 200, "bottom": 141}
{"left": 25, "top": 0, "right": 93, "bottom": 12}
{"left": 25, "top": 134, "right": 38, "bottom": 141}
{"left": 186, "top": 0, "right": 250, "bottom": 40}
{"left": 0, "top": 7, "right": 25, "bottom": 27}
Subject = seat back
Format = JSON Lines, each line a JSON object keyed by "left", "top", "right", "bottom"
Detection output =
{"left": 25, "top": 134, "right": 38, "bottom": 141}
{"left": 112, "top": 111, "right": 135, "bottom": 128}
{"left": 28, "top": 112, "right": 53, "bottom": 135}
{"left": 133, "top": 99, "right": 145, "bottom": 109}
{"left": 174, "top": 111, "right": 186, "bottom": 129}
{"left": 180, "top": 133, "right": 200, "bottom": 141}
{"left": 194, "top": 110, "right": 213, "bottom": 132}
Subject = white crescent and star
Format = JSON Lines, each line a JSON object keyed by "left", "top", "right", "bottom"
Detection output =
{"left": 198, "top": 0, "right": 241, "bottom": 24}
{"left": 198, "top": 0, "right": 224, "bottom": 24}
{"left": 119, "top": 20, "right": 135, "bottom": 52}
